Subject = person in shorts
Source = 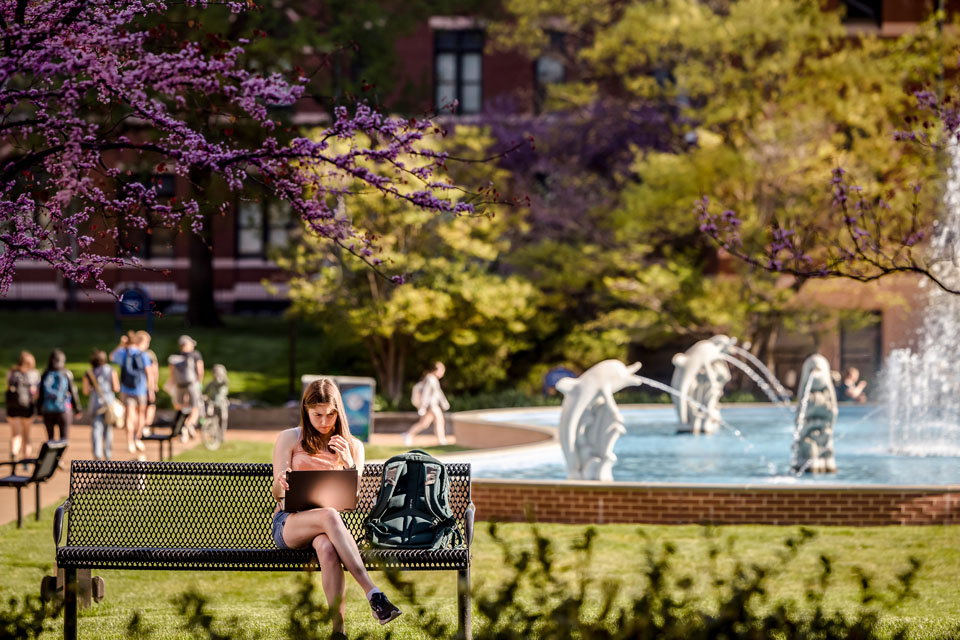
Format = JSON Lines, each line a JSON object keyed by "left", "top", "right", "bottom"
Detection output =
{"left": 5, "top": 351, "right": 40, "bottom": 460}
{"left": 168, "top": 335, "right": 204, "bottom": 441}
{"left": 37, "top": 349, "right": 82, "bottom": 463}
{"left": 110, "top": 332, "right": 154, "bottom": 455}
{"left": 137, "top": 331, "right": 160, "bottom": 435}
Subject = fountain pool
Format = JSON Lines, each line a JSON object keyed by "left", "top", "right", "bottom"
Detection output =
{"left": 468, "top": 405, "right": 960, "bottom": 485}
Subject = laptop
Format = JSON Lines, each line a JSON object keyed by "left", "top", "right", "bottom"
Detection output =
{"left": 284, "top": 469, "right": 360, "bottom": 512}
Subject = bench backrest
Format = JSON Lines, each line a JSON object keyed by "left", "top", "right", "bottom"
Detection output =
{"left": 65, "top": 460, "right": 471, "bottom": 549}
{"left": 33, "top": 440, "right": 68, "bottom": 482}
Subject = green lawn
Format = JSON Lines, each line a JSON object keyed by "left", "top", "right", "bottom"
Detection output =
{"left": 0, "top": 311, "right": 367, "bottom": 408}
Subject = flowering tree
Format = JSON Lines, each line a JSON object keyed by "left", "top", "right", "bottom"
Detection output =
{"left": 0, "top": 0, "right": 472, "bottom": 301}
{"left": 698, "top": 87, "right": 960, "bottom": 296}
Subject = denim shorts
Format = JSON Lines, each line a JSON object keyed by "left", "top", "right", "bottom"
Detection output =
{"left": 272, "top": 510, "right": 291, "bottom": 549}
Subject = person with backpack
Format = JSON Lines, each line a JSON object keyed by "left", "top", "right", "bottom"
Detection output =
{"left": 402, "top": 362, "right": 451, "bottom": 446}
{"left": 138, "top": 331, "right": 161, "bottom": 434}
{"left": 6, "top": 350, "right": 40, "bottom": 460}
{"left": 82, "top": 349, "right": 121, "bottom": 460}
{"left": 37, "top": 349, "right": 81, "bottom": 447}
{"left": 271, "top": 378, "right": 402, "bottom": 635}
{"left": 110, "top": 332, "right": 154, "bottom": 455}
{"left": 168, "top": 335, "right": 203, "bottom": 441}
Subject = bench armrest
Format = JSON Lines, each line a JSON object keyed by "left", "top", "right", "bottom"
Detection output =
{"left": 465, "top": 503, "right": 475, "bottom": 547}
{"left": 0, "top": 457, "right": 35, "bottom": 470}
{"left": 54, "top": 500, "right": 70, "bottom": 548}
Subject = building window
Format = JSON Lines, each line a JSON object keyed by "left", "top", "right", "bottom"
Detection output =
{"left": 119, "top": 174, "right": 177, "bottom": 260}
{"left": 840, "top": 312, "right": 883, "bottom": 385}
{"left": 237, "top": 199, "right": 296, "bottom": 258}
{"left": 841, "top": 0, "right": 882, "bottom": 26}
{"left": 434, "top": 29, "right": 484, "bottom": 114}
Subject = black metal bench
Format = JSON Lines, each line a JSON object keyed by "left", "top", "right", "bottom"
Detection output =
{"left": 0, "top": 439, "right": 68, "bottom": 528}
{"left": 54, "top": 459, "right": 475, "bottom": 640}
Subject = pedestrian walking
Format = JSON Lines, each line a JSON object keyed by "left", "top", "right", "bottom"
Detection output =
{"left": 37, "top": 349, "right": 82, "bottom": 454}
{"left": 82, "top": 350, "right": 121, "bottom": 460}
{"left": 110, "top": 332, "right": 154, "bottom": 454}
{"left": 5, "top": 350, "right": 40, "bottom": 460}
{"left": 403, "top": 362, "right": 451, "bottom": 446}
{"left": 168, "top": 335, "right": 204, "bottom": 441}
{"left": 138, "top": 331, "right": 160, "bottom": 433}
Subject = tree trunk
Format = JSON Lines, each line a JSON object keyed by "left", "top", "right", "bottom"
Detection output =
{"left": 186, "top": 170, "right": 222, "bottom": 327}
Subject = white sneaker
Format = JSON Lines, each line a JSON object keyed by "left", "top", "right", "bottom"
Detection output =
{"left": 135, "top": 440, "right": 145, "bottom": 452}
{"left": 403, "top": 433, "right": 413, "bottom": 447}
{"left": 438, "top": 437, "right": 448, "bottom": 446}
{"left": 128, "top": 442, "right": 136, "bottom": 454}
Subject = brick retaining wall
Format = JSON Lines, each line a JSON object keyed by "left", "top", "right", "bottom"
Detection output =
{"left": 471, "top": 480, "right": 960, "bottom": 526}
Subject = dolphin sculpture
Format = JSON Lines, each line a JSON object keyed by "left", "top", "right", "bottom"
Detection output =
{"left": 793, "top": 353, "right": 838, "bottom": 473}
{"left": 671, "top": 335, "right": 735, "bottom": 434}
{"left": 556, "top": 360, "right": 645, "bottom": 480}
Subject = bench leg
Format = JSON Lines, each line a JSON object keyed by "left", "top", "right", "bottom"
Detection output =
{"left": 16, "top": 486, "right": 22, "bottom": 528}
{"left": 36, "top": 482, "right": 41, "bottom": 521}
{"left": 64, "top": 566, "right": 77, "bottom": 640}
{"left": 457, "top": 567, "right": 471, "bottom": 640}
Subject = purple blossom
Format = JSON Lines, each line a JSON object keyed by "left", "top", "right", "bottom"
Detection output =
{"left": 0, "top": 0, "right": 464, "bottom": 297}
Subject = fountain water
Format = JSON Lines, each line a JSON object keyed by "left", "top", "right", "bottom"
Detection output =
{"left": 718, "top": 353, "right": 793, "bottom": 409}
{"left": 883, "top": 144, "right": 960, "bottom": 456}
{"left": 728, "top": 344, "right": 793, "bottom": 401}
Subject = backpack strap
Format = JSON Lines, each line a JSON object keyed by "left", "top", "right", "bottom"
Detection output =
{"left": 366, "top": 459, "right": 405, "bottom": 524}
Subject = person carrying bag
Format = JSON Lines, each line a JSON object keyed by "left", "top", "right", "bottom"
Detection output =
{"left": 83, "top": 350, "right": 123, "bottom": 460}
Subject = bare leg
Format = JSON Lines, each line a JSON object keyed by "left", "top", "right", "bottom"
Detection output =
{"left": 282, "top": 508, "right": 376, "bottom": 594}
{"left": 404, "top": 411, "right": 436, "bottom": 441}
{"left": 21, "top": 417, "right": 33, "bottom": 459}
{"left": 312, "top": 534, "right": 346, "bottom": 633}
{"left": 431, "top": 407, "right": 447, "bottom": 445}
{"left": 9, "top": 417, "right": 24, "bottom": 459}
{"left": 124, "top": 399, "right": 138, "bottom": 452}
{"left": 134, "top": 405, "right": 147, "bottom": 450}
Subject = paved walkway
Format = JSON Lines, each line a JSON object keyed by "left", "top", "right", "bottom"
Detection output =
{"left": 0, "top": 421, "right": 450, "bottom": 527}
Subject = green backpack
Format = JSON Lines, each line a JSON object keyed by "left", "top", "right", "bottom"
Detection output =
{"left": 365, "top": 450, "right": 462, "bottom": 549}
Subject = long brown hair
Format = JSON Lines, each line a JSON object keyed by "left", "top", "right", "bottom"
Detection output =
{"left": 299, "top": 378, "right": 349, "bottom": 455}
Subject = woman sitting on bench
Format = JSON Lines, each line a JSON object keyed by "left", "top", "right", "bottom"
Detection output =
{"left": 271, "top": 377, "right": 402, "bottom": 636}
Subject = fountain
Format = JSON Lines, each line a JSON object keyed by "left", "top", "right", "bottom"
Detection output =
{"left": 556, "top": 360, "right": 645, "bottom": 481}
{"left": 671, "top": 335, "right": 735, "bottom": 434}
{"left": 883, "top": 144, "right": 960, "bottom": 456}
{"left": 791, "top": 353, "right": 838, "bottom": 473}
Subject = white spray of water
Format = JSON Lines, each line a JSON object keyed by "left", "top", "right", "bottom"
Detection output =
{"left": 718, "top": 353, "right": 793, "bottom": 410}
{"left": 883, "top": 144, "right": 960, "bottom": 456}
{"left": 728, "top": 345, "right": 793, "bottom": 401}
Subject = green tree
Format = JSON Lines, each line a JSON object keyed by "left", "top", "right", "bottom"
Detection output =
{"left": 493, "top": 0, "right": 944, "bottom": 367}
{"left": 277, "top": 126, "right": 542, "bottom": 402}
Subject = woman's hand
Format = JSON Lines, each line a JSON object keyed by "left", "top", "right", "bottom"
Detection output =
{"left": 274, "top": 467, "right": 291, "bottom": 499}
{"left": 328, "top": 435, "right": 354, "bottom": 468}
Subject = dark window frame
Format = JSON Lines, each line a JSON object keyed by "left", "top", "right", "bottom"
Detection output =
{"left": 434, "top": 29, "right": 484, "bottom": 115}
{"left": 841, "top": 0, "right": 883, "bottom": 26}
{"left": 235, "top": 198, "right": 296, "bottom": 259}
{"left": 119, "top": 173, "right": 177, "bottom": 260}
